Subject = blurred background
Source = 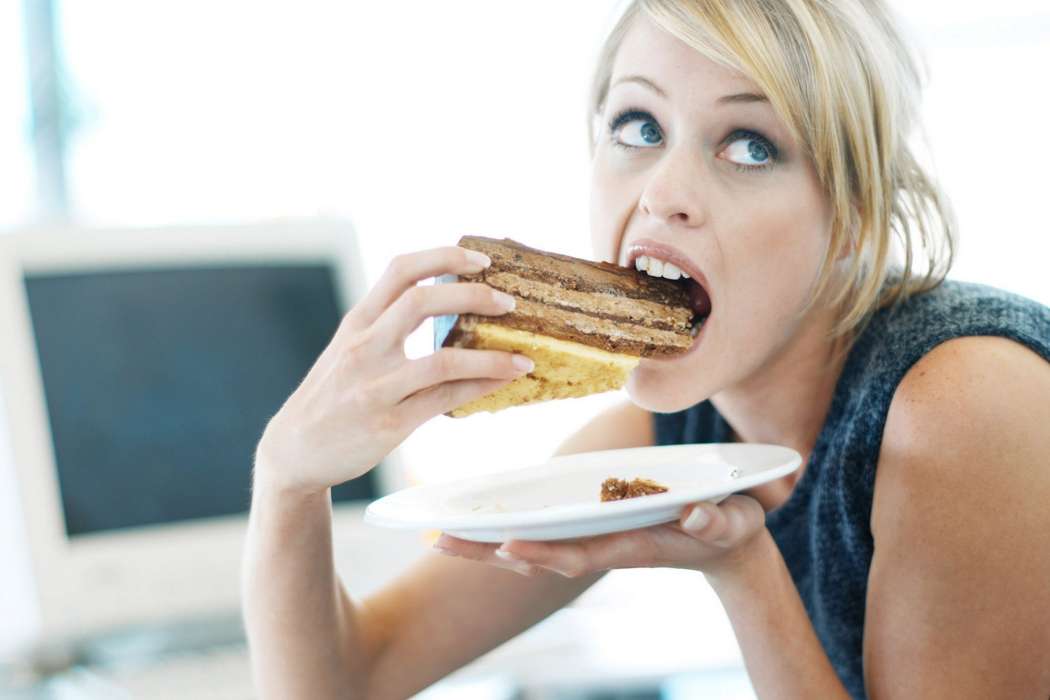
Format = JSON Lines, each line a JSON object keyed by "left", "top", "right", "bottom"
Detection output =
{"left": 0, "top": 1, "right": 1047, "bottom": 698}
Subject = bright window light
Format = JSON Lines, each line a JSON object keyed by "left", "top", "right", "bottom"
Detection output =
{"left": 0, "top": 2, "right": 33, "bottom": 229}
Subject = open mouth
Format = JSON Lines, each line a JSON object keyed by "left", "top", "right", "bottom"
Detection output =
{"left": 627, "top": 251, "right": 712, "bottom": 338}
{"left": 684, "top": 276, "right": 712, "bottom": 337}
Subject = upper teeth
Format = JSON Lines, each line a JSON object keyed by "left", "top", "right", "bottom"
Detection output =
{"left": 634, "top": 255, "right": 691, "bottom": 280}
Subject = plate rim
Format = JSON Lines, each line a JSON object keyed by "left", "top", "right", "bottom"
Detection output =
{"left": 364, "top": 443, "right": 802, "bottom": 532}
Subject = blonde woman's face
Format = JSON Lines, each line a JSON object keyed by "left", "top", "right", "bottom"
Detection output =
{"left": 590, "top": 15, "right": 834, "bottom": 412}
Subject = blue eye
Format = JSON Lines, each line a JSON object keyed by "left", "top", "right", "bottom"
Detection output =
{"left": 608, "top": 109, "right": 663, "bottom": 149}
{"left": 720, "top": 130, "right": 778, "bottom": 169}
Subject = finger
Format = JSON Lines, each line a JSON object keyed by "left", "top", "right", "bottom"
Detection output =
{"left": 395, "top": 377, "right": 516, "bottom": 426}
{"left": 433, "top": 534, "right": 541, "bottom": 576}
{"left": 681, "top": 495, "right": 764, "bottom": 547}
{"left": 433, "top": 534, "right": 499, "bottom": 559}
{"left": 719, "top": 496, "right": 762, "bottom": 545}
{"left": 371, "top": 282, "right": 517, "bottom": 351}
{"left": 496, "top": 534, "right": 649, "bottom": 579}
{"left": 347, "top": 246, "right": 493, "bottom": 332}
{"left": 376, "top": 348, "right": 533, "bottom": 404}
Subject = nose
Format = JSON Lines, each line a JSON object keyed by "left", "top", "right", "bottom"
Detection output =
{"left": 638, "top": 147, "right": 708, "bottom": 227}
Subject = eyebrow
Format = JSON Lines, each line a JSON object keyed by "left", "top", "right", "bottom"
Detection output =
{"left": 610, "top": 75, "right": 668, "bottom": 98}
{"left": 716, "top": 92, "right": 769, "bottom": 105}
{"left": 609, "top": 74, "right": 768, "bottom": 105}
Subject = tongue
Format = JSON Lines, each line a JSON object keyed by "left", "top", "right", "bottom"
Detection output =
{"left": 687, "top": 279, "right": 712, "bottom": 318}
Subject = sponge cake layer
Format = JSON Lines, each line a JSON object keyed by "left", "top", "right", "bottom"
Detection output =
{"left": 444, "top": 321, "right": 640, "bottom": 417}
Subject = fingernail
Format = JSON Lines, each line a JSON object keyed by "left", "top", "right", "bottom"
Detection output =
{"left": 512, "top": 355, "right": 534, "bottom": 373}
{"left": 464, "top": 250, "right": 491, "bottom": 269}
{"left": 495, "top": 548, "right": 521, "bottom": 562}
{"left": 684, "top": 506, "right": 709, "bottom": 531}
{"left": 492, "top": 291, "right": 516, "bottom": 311}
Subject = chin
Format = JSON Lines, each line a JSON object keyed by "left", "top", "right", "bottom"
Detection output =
{"left": 624, "top": 368, "right": 706, "bottom": 414}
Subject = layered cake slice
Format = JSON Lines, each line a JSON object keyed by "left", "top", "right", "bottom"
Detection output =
{"left": 434, "top": 236, "right": 701, "bottom": 417}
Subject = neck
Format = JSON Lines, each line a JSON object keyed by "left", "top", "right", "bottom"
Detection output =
{"left": 711, "top": 306, "right": 850, "bottom": 464}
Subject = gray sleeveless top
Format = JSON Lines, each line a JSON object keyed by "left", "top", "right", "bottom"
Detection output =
{"left": 652, "top": 279, "right": 1050, "bottom": 699}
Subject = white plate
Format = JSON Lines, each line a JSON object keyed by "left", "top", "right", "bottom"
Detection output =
{"left": 364, "top": 443, "right": 801, "bottom": 542}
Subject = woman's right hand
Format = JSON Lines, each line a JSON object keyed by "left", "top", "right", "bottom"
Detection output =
{"left": 254, "top": 245, "right": 534, "bottom": 495}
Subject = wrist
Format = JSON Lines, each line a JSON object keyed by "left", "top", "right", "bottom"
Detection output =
{"left": 249, "top": 476, "right": 332, "bottom": 536}
{"left": 252, "top": 467, "right": 330, "bottom": 507}
{"left": 252, "top": 440, "right": 330, "bottom": 506}
{"left": 703, "top": 528, "right": 779, "bottom": 593}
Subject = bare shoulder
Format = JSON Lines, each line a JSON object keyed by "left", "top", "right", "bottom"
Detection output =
{"left": 866, "top": 336, "right": 1050, "bottom": 697}
{"left": 875, "top": 334, "right": 1050, "bottom": 533}
{"left": 873, "top": 334, "right": 1050, "bottom": 555}
{"left": 553, "top": 400, "right": 653, "bottom": 456}
{"left": 878, "top": 335, "right": 1050, "bottom": 480}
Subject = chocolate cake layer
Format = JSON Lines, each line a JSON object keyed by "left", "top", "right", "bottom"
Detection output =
{"left": 440, "top": 236, "right": 694, "bottom": 358}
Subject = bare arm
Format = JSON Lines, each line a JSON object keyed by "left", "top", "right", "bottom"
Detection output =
{"left": 705, "top": 338, "right": 1050, "bottom": 699}
{"left": 244, "top": 398, "right": 653, "bottom": 700}
{"left": 361, "top": 399, "right": 653, "bottom": 699}
{"left": 242, "top": 245, "right": 533, "bottom": 699}
{"left": 694, "top": 530, "right": 848, "bottom": 698}
{"left": 865, "top": 337, "right": 1050, "bottom": 698}
{"left": 242, "top": 479, "right": 367, "bottom": 698}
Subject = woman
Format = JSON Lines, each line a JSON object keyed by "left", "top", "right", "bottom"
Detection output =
{"left": 242, "top": 1, "right": 1050, "bottom": 698}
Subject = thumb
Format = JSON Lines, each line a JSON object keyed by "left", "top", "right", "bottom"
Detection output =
{"left": 680, "top": 494, "right": 765, "bottom": 547}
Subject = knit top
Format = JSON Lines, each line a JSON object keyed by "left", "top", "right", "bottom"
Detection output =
{"left": 652, "top": 279, "right": 1050, "bottom": 699}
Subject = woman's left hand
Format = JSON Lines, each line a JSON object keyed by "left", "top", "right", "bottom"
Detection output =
{"left": 432, "top": 495, "right": 767, "bottom": 579}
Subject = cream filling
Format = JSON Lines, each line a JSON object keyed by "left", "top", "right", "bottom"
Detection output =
{"left": 510, "top": 297, "right": 693, "bottom": 349}
{"left": 484, "top": 271, "right": 692, "bottom": 329}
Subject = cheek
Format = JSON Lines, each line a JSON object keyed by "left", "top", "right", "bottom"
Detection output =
{"left": 589, "top": 153, "right": 636, "bottom": 263}
{"left": 733, "top": 181, "right": 830, "bottom": 288}
{"left": 713, "top": 178, "right": 831, "bottom": 356}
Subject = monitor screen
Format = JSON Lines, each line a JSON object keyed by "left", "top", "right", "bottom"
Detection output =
{"left": 23, "top": 264, "right": 379, "bottom": 537}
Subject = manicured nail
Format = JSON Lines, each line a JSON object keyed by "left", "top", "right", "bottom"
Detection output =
{"left": 464, "top": 250, "right": 491, "bottom": 269}
{"left": 684, "top": 506, "right": 709, "bottom": 531}
{"left": 512, "top": 355, "right": 534, "bottom": 373}
{"left": 492, "top": 291, "right": 516, "bottom": 311}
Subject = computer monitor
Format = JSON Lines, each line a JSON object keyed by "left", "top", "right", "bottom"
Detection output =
{"left": 0, "top": 220, "right": 423, "bottom": 659}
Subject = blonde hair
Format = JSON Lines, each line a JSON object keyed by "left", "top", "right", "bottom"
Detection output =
{"left": 588, "top": 0, "right": 956, "bottom": 338}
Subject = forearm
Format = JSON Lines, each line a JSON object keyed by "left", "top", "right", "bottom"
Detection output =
{"left": 706, "top": 531, "right": 851, "bottom": 700}
{"left": 241, "top": 474, "right": 367, "bottom": 699}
